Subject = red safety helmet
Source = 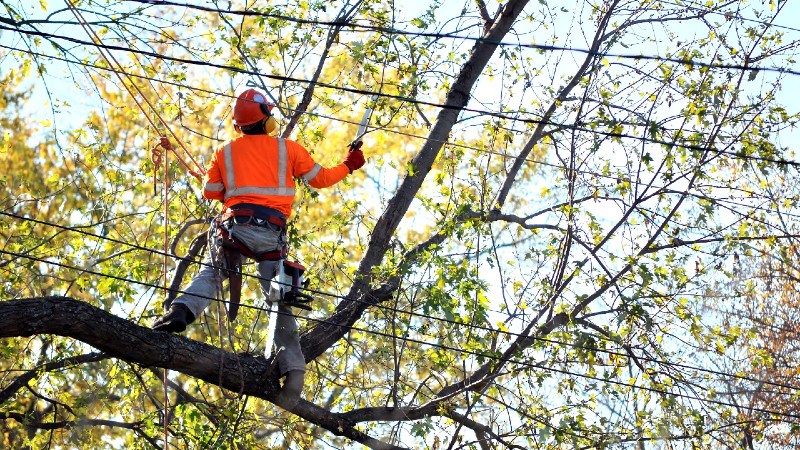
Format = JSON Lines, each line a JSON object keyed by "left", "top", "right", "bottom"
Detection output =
{"left": 233, "top": 89, "right": 274, "bottom": 127}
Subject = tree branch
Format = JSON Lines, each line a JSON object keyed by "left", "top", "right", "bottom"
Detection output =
{"left": 0, "top": 297, "right": 404, "bottom": 450}
{"left": 0, "top": 411, "right": 143, "bottom": 431}
{"left": 0, "top": 352, "right": 108, "bottom": 405}
{"left": 303, "top": 0, "right": 533, "bottom": 362}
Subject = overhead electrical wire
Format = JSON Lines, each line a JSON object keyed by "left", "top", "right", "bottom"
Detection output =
{"left": 2, "top": 35, "right": 794, "bottom": 226}
{"left": 5, "top": 40, "right": 800, "bottom": 231}
{"left": 4, "top": 2, "right": 799, "bottom": 379}
{"left": 1, "top": 23, "right": 799, "bottom": 123}
{"left": 3, "top": 43, "right": 799, "bottom": 229}
{"left": 0, "top": 41, "right": 782, "bottom": 173}
{"left": 130, "top": 0, "right": 800, "bottom": 36}
{"left": 1, "top": 33, "right": 798, "bottom": 172}
{"left": 2, "top": 245, "right": 800, "bottom": 422}
{"left": 4, "top": 40, "right": 799, "bottom": 233}
{"left": 124, "top": 0, "right": 800, "bottom": 77}
{"left": 2, "top": 210, "right": 800, "bottom": 396}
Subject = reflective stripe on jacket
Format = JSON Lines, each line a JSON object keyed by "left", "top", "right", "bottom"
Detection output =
{"left": 202, "top": 135, "right": 349, "bottom": 217}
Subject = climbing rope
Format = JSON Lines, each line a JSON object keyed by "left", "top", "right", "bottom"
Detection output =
{"left": 62, "top": 3, "right": 210, "bottom": 447}
{"left": 65, "top": 0, "right": 205, "bottom": 182}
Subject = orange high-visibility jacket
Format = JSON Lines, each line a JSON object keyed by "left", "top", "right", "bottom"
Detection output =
{"left": 202, "top": 135, "right": 349, "bottom": 217}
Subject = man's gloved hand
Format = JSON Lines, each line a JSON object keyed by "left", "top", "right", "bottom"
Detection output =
{"left": 344, "top": 145, "right": 365, "bottom": 173}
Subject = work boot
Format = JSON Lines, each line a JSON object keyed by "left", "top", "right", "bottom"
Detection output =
{"left": 152, "top": 303, "right": 195, "bottom": 333}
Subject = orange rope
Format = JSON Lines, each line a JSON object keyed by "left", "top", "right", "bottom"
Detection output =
{"left": 63, "top": 4, "right": 194, "bottom": 448}
{"left": 65, "top": 0, "right": 204, "bottom": 181}
{"left": 162, "top": 140, "right": 170, "bottom": 450}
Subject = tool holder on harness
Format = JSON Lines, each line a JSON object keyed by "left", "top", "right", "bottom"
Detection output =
{"left": 213, "top": 208, "right": 312, "bottom": 320}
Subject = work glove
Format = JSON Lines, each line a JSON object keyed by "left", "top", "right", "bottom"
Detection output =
{"left": 343, "top": 145, "right": 365, "bottom": 173}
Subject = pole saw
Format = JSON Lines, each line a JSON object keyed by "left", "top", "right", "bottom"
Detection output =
{"left": 349, "top": 102, "right": 373, "bottom": 151}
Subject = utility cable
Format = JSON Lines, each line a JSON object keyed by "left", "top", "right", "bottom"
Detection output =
{"left": 6, "top": 38, "right": 800, "bottom": 227}
{"left": 5, "top": 43, "right": 799, "bottom": 229}
{"left": 3, "top": 23, "right": 800, "bottom": 138}
{"left": 3, "top": 246, "right": 800, "bottom": 421}
{"left": 2, "top": 36, "right": 798, "bottom": 174}
{"left": 8, "top": 41, "right": 795, "bottom": 228}
{"left": 139, "top": 0, "right": 800, "bottom": 35}
{"left": 6, "top": 41, "right": 800, "bottom": 222}
{"left": 3, "top": 210, "right": 800, "bottom": 395}
{"left": 127, "top": 0, "right": 800, "bottom": 75}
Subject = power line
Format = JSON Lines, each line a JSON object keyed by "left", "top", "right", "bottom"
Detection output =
{"left": 3, "top": 42, "right": 799, "bottom": 237}
{"left": 125, "top": 0, "right": 800, "bottom": 77}
{"left": 3, "top": 22, "right": 800, "bottom": 125}
{"left": 3, "top": 211, "right": 800, "bottom": 396}
{"left": 660, "top": 0, "right": 800, "bottom": 34}
{"left": 3, "top": 42, "right": 795, "bottom": 227}
{"left": 2, "top": 31, "right": 799, "bottom": 173}
{"left": 6, "top": 39, "right": 800, "bottom": 229}
{"left": 3, "top": 246, "right": 800, "bottom": 421}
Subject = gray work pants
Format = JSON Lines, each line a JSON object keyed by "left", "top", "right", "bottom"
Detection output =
{"left": 173, "top": 222, "right": 306, "bottom": 375}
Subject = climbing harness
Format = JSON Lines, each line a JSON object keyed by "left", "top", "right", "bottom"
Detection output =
{"left": 210, "top": 206, "right": 312, "bottom": 324}
{"left": 211, "top": 208, "right": 312, "bottom": 360}
{"left": 212, "top": 207, "right": 288, "bottom": 321}
{"left": 216, "top": 208, "right": 288, "bottom": 262}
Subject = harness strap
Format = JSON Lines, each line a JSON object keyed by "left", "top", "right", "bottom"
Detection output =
{"left": 217, "top": 224, "right": 287, "bottom": 261}
{"left": 219, "top": 208, "right": 286, "bottom": 229}
{"left": 215, "top": 219, "right": 287, "bottom": 321}
{"left": 222, "top": 246, "right": 243, "bottom": 321}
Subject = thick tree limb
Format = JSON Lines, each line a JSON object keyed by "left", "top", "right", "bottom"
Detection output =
{"left": 0, "top": 297, "right": 404, "bottom": 450}
{"left": 302, "top": 0, "right": 532, "bottom": 362}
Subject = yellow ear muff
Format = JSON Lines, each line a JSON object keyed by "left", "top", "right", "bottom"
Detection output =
{"left": 263, "top": 116, "right": 277, "bottom": 134}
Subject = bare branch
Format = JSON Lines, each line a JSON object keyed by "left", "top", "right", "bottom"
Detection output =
{"left": 0, "top": 352, "right": 108, "bottom": 406}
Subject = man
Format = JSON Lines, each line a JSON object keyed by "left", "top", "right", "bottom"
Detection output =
{"left": 152, "top": 88, "right": 365, "bottom": 405}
